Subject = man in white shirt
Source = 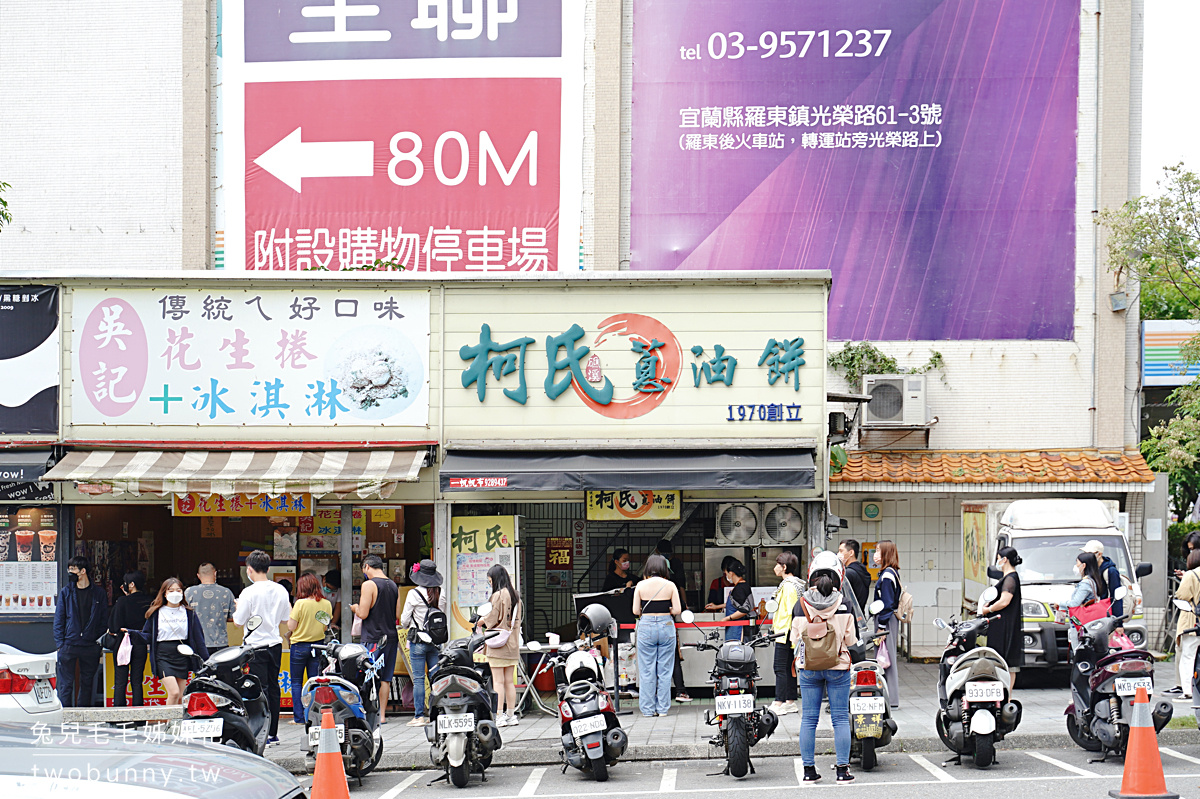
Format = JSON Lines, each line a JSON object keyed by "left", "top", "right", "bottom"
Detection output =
{"left": 234, "top": 550, "right": 292, "bottom": 743}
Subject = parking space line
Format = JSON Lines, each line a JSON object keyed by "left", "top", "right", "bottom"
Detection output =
{"left": 519, "top": 767, "right": 547, "bottom": 797}
{"left": 1026, "top": 751, "right": 1099, "bottom": 777}
{"left": 379, "top": 771, "right": 429, "bottom": 799}
{"left": 794, "top": 758, "right": 805, "bottom": 785}
{"left": 660, "top": 768, "right": 677, "bottom": 792}
{"left": 909, "top": 754, "right": 957, "bottom": 782}
{"left": 1160, "top": 747, "right": 1200, "bottom": 765}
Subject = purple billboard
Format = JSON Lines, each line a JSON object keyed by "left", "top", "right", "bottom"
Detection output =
{"left": 631, "top": 0, "right": 1079, "bottom": 340}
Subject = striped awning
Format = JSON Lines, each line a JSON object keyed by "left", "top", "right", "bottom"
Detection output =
{"left": 43, "top": 450, "right": 427, "bottom": 499}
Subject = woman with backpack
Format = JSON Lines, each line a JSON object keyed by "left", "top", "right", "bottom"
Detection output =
{"left": 791, "top": 551, "right": 858, "bottom": 784}
{"left": 477, "top": 564, "right": 523, "bottom": 727}
{"left": 400, "top": 559, "right": 446, "bottom": 727}
{"left": 872, "top": 540, "right": 902, "bottom": 709}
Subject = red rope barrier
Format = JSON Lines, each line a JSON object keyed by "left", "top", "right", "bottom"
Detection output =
{"left": 618, "top": 619, "right": 760, "bottom": 630}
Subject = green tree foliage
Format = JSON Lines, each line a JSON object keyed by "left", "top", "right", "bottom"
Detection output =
{"left": 0, "top": 182, "right": 11, "bottom": 230}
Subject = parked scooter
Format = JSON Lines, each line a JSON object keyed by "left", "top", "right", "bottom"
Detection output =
{"left": 527, "top": 604, "right": 627, "bottom": 782}
{"left": 171, "top": 615, "right": 270, "bottom": 755}
{"left": 682, "top": 604, "right": 780, "bottom": 778}
{"left": 932, "top": 587, "right": 1022, "bottom": 768}
{"left": 300, "top": 613, "right": 385, "bottom": 782}
{"left": 1065, "top": 586, "right": 1171, "bottom": 759}
{"left": 847, "top": 598, "right": 898, "bottom": 771}
{"left": 424, "top": 602, "right": 504, "bottom": 787}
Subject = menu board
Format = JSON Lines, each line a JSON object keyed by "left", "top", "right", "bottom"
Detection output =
{"left": 0, "top": 506, "right": 60, "bottom": 615}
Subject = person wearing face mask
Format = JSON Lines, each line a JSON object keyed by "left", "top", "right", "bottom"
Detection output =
{"left": 871, "top": 540, "right": 902, "bottom": 709}
{"left": 53, "top": 556, "right": 109, "bottom": 707}
{"left": 109, "top": 571, "right": 152, "bottom": 706}
{"left": 323, "top": 569, "right": 343, "bottom": 630}
{"left": 602, "top": 549, "right": 637, "bottom": 591}
{"left": 185, "top": 563, "right": 236, "bottom": 653}
{"left": 978, "top": 547, "right": 1023, "bottom": 690}
{"left": 129, "top": 577, "right": 209, "bottom": 706}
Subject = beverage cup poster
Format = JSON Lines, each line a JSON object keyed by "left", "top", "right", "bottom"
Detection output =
{"left": 71, "top": 288, "right": 430, "bottom": 427}
{"left": 631, "top": 0, "right": 1078, "bottom": 340}
{"left": 0, "top": 562, "right": 57, "bottom": 615}
{"left": 223, "top": 0, "right": 584, "bottom": 273}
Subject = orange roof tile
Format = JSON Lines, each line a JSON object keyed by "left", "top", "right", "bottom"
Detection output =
{"left": 831, "top": 450, "right": 1155, "bottom": 485}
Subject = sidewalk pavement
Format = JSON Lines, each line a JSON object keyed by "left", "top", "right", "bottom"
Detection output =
{"left": 264, "top": 660, "right": 1199, "bottom": 774}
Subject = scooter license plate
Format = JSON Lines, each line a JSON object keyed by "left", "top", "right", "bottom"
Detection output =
{"left": 714, "top": 694, "right": 755, "bottom": 715}
{"left": 964, "top": 682, "right": 1005, "bottom": 702}
{"left": 1115, "top": 677, "right": 1153, "bottom": 696}
{"left": 308, "top": 724, "right": 345, "bottom": 747}
{"left": 571, "top": 715, "right": 607, "bottom": 737}
{"left": 850, "top": 697, "right": 886, "bottom": 715}
{"left": 177, "top": 719, "right": 223, "bottom": 739}
{"left": 437, "top": 714, "right": 476, "bottom": 734}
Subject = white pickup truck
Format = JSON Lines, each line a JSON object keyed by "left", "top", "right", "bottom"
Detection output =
{"left": 963, "top": 499, "right": 1153, "bottom": 672}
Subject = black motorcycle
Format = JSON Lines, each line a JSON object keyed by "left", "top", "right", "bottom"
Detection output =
{"left": 172, "top": 615, "right": 270, "bottom": 755}
{"left": 527, "top": 605, "right": 628, "bottom": 782}
{"left": 424, "top": 604, "right": 504, "bottom": 788}
{"left": 1066, "top": 587, "right": 1171, "bottom": 760}
{"left": 682, "top": 608, "right": 780, "bottom": 778}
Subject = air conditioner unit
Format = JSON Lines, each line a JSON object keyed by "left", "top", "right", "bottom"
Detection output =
{"left": 715, "top": 503, "right": 762, "bottom": 547}
{"left": 862, "top": 374, "right": 928, "bottom": 426}
{"left": 762, "top": 503, "right": 807, "bottom": 546}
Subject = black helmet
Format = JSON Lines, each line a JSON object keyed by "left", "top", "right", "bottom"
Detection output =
{"left": 578, "top": 604, "right": 613, "bottom": 638}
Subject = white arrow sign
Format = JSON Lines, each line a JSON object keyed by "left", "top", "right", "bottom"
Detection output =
{"left": 253, "top": 127, "right": 374, "bottom": 193}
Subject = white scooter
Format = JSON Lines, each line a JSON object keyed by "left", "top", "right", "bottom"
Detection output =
{"left": 933, "top": 586, "right": 1022, "bottom": 768}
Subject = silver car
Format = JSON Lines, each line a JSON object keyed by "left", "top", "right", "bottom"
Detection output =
{"left": 0, "top": 645, "right": 61, "bottom": 725}
{"left": 0, "top": 722, "right": 305, "bottom": 798}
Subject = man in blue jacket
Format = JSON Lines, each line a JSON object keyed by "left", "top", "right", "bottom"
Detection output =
{"left": 54, "top": 556, "right": 109, "bottom": 707}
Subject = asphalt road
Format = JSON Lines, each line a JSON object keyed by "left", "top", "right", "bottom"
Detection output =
{"left": 310, "top": 742, "right": 1200, "bottom": 799}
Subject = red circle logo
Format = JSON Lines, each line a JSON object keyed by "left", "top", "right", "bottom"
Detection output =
{"left": 571, "top": 313, "right": 682, "bottom": 419}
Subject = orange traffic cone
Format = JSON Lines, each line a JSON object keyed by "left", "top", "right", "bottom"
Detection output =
{"left": 311, "top": 708, "right": 351, "bottom": 799}
{"left": 1108, "top": 687, "right": 1178, "bottom": 799}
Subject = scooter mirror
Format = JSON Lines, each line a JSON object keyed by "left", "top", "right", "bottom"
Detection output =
{"left": 1174, "top": 597, "right": 1193, "bottom": 612}
{"left": 245, "top": 615, "right": 263, "bottom": 632}
{"left": 477, "top": 602, "right": 493, "bottom": 618}
{"left": 526, "top": 640, "right": 543, "bottom": 652}
{"left": 177, "top": 644, "right": 195, "bottom": 657}
{"left": 1113, "top": 586, "right": 1129, "bottom": 602}
{"left": 979, "top": 586, "right": 999, "bottom": 605}
{"left": 933, "top": 618, "right": 947, "bottom": 630}
{"left": 315, "top": 611, "right": 332, "bottom": 627}
{"left": 765, "top": 599, "right": 779, "bottom": 614}
{"left": 868, "top": 599, "right": 885, "bottom": 616}
{"left": 680, "top": 610, "right": 696, "bottom": 624}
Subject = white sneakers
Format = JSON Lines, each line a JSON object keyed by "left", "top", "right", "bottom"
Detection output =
{"left": 770, "top": 701, "right": 798, "bottom": 715}
{"left": 496, "top": 712, "right": 520, "bottom": 727}
{"left": 407, "top": 716, "right": 428, "bottom": 727}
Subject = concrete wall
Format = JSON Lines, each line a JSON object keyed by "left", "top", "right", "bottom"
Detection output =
{"left": 0, "top": 1, "right": 200, "bottom": 271}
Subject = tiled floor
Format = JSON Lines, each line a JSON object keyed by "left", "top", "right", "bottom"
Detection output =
{"left": 266, "top": 660, "right": 1182, "bottom": 764}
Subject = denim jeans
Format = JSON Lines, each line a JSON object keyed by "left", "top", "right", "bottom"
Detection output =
{"left": 290, "top": 642, "right": 322, "bottom": 723}
{"left": 798, "top": 668, "right": 851, "bottom": 766}
{"left": 635, "top": 616, "right": 676, "bottom": 716}
{"left": 410, "top": 641, "right": 438, "bottom": 718}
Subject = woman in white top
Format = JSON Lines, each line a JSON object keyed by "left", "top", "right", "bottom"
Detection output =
{"left": 632, "top": 555, "right": 682, "bottom": 717}
{"left": 128, "top": 577, "right": 209, "bottom": 705}
{"left": 400, "top": 559, "right": 446, "bottom": 726}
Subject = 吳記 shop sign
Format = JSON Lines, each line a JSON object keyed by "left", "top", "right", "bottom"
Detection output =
{"left": 70, "top": 288, "right": 429, "bottom": 428}
{"left": 444, "top": 281, "right": 826, "bottom": 441}
{"left": 172, "top": 492, "right": 314, "bottom": 517}
{"left": 586, "top": 490, "right": 681, "bottom": 521}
